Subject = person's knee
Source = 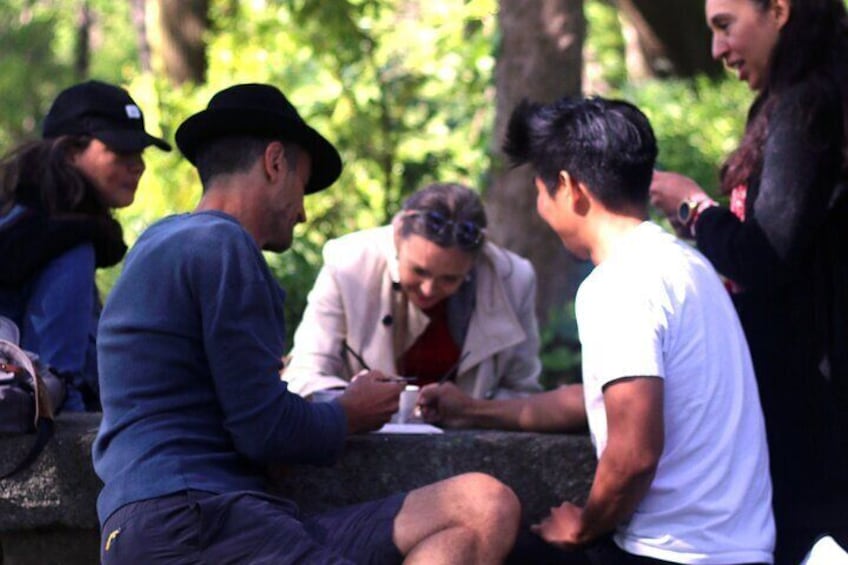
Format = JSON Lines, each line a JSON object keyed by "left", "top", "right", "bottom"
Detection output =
{"left": 451, "top": 472, "right": 521, "bottom": 534}
{"left": 394, "top": 473, "right": 521, "bottom": 559}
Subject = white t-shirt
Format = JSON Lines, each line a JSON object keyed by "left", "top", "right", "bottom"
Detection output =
{"left": 576, "top": 222, "right": 775, "bottom": 564}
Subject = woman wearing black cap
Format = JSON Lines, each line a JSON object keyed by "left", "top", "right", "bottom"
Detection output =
{"left": 0, "top": 80, "right": 170, "bottom": 412}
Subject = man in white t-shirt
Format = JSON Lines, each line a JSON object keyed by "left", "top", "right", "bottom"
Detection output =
{"left": 418, "top": 96, "right": 775, "bottom": 564}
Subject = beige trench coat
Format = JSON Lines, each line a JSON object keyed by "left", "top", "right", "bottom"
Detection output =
{"left": 283, "top": 226, "right": 543, "bottom": 399}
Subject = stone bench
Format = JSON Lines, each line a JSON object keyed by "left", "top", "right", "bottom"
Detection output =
{"left": 1, "top": 413, "right": 595, "bottom": 565}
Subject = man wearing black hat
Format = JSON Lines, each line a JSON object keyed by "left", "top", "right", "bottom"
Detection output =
{"left": 92, "top": 83, "right": 520, "bottom": 564}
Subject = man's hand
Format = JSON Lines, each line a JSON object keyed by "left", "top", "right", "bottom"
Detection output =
{"left": 530, "top": 502, "right": 588, "bottom": 550}
{"left": 337, "top": 370, "right": 404, "bottom": 434}
{"left": 417, "top": 382, "right": 475, "bottom": 428}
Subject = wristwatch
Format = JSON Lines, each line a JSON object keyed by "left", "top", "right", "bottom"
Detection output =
{"left": 677, "top": 197, "right": 718, "bottom": 238}
{"left": 678, "top": 198, "right": 704, "bottom": 228}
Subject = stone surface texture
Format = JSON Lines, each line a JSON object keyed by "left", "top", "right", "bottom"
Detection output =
{"left": 1, "top": 413, "right": 595, "bottom": 565}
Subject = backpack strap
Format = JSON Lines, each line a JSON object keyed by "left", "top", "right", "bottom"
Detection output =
{"left": 0, "top": 417, "right": 54, "bottom": 479}
{"left": 0, "top": 362, "right": 56, "bottom": 480}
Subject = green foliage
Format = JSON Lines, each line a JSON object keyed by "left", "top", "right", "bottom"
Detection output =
{"left": 584, "top": 0, "right": 627, "bottom": 89}
{"left": 27, "top": 0, "right": 499, "bottom": 343}
{"left": 0, "top": 2, "right": 71, "bottom": 147}
{"left": 0, "top": 0, "right": 140, "bottom": 150}
{"left": 621, "top": 77, "right": 752, "bottom": 199}
{"left": 538, "top": 301, "right": 582, "bottom": 389}
{"left": 3, "top": 0, "right": 754, "bottom": 365}
{"left": 201, "top": 0, "right": 500, "bottom": 339}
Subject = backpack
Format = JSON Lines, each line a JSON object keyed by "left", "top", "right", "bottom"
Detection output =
{"left": 0, "top": 324, "right": 65, "bottom": 479}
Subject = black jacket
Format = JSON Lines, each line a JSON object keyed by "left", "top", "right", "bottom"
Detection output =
{"left": 0, "top": 206, "right": 127, "bottom": 287}
{"left": 695, "top": 77, "right": 848, "bottom": 522}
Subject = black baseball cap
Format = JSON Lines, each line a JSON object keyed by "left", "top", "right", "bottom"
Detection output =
{"left": 42, "top": 80, "right": 171, "bottom": 152}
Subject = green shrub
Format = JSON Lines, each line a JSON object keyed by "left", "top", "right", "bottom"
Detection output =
{"left": 538, "top": 301, "right": 582, "bottom": 389}
{"left": 622, "top": 77, "right": 751, "bottom": 199}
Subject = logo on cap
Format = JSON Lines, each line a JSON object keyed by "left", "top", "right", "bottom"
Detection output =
{"left": 124, "top": 105, "right": 142, "bottom": 119}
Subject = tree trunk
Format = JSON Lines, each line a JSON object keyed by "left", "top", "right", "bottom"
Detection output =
{"left": 74, "top": 0, "right": 92, "bottom": 80}
{"left": 131, "top": 0, "right": 152, "bottom": 74}
{"left": 617, "top": 0, "right": 721, "bottom": 78}
{"left": 157, "top": 0, "right": 209, "bottom": 85}
{"left": 487, "top": 0, "right": 586, "bottom": 325}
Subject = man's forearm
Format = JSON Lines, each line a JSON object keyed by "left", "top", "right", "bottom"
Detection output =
{"left": 575, "top": 450, "right": 657, "bottom": 543}
{"left": 569, "top": 376, "right": 664, "bottom": 544}
{"left": 463, "top": 385, "right": 587, "bottom": 432}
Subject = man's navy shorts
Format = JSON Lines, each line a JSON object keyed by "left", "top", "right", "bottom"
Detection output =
{"left": 100, "top": 489, "right": 406, "bottom": 564}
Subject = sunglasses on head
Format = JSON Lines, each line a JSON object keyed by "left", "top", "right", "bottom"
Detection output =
{"left": 401, "top": 210, "right": 486, "bottom": 250}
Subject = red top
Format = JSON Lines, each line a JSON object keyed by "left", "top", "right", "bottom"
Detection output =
{"left": 724, "top": 184, "right": 747, "bottom": 294}
{"left": 730, "top": 184, "right": 747, "bottom": 221}
{"left": 399, "top": 300, "right": 462, "bottom": 386}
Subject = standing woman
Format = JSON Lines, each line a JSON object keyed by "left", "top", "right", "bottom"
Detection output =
{"left": 650, "top": 1, "right": 848, "bottom": 561}
{"left": 0, "top": 80, "right": 170, "bottom": 411}
{"left": 284, "top": 182, "right": 542, "bottom": 404}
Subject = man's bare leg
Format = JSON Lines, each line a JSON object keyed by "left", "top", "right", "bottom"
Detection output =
{"left": 392, "top": 472, "right": 520, "bottom": 564}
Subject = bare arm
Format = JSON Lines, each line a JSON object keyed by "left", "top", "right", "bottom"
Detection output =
{"left": 418, "top": 382, "right": 587, "bottom": 432}
{"left": 533, "top": 376, "right": 664, "bottom": 548}
{"left": 649, "top": 170, "right": 711, "bottom": 225}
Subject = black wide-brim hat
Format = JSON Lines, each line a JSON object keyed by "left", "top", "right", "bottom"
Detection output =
{"left": 175, "top": 83, "right": 342, "bottom": 194}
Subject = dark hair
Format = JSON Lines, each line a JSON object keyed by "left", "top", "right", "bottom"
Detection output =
{"left": 503, "top": 96, "right": 657, "bottom": 213}
{"left": 721, "top": 0, "right": 848, "bottom": 192}
{"left": 194, "top": 136, "right": 301, "bottom": 187}
{"left": 0, "top": 135, "right": 108, "bottom": 217}
{"left": 397, "top": 182, "right": 487, "bottom": 252}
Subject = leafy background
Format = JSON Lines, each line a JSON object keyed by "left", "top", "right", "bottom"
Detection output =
{"left": 1, "top": 0, "right": 759, "bottom": 387}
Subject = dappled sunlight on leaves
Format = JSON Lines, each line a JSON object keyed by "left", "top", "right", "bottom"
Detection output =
{"left": 3, "top": 0, "right": 755, "bottom": 359}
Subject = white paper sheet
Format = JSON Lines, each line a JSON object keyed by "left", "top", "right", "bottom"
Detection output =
{"left": 372, "top": 423, "right": 444, "bottom": 434}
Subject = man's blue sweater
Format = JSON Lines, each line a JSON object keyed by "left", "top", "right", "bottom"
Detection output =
{"left": 92, "top": 211, "right": 346, "bottom": 525}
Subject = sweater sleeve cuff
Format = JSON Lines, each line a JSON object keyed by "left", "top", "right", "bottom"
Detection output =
{"left": 690, "top": 200, "right": 719, "bottom": 238}
{"left": 318, "top": 399, "right": 349, "bottom": 462}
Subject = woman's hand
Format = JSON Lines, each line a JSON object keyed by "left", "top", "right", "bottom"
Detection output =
{"left": 649, "top": 170, "right": 709, "bottom": 219}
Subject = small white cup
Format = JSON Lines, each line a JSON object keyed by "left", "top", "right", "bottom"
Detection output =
{"left": 391, "top": 385, "right": 420, "bottom": 424}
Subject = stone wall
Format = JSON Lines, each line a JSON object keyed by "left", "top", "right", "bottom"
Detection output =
{"left": 1, "top": 413, "right": 595, "bottom": 565}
